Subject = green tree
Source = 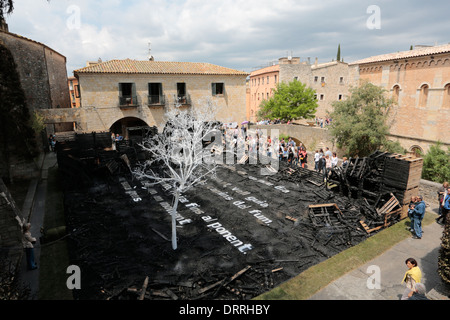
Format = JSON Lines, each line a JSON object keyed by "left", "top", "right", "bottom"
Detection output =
{"left": 421, "top": 142, "right": 450, "bottom": 183}
{"left": 329, "top": 81, "right": 396, "bottom": 157}
{"left": 337, "top": 44, "right": 341, "bottom": 61}
{"left": 257, "top": 80, "right": 318, "bottom": 121}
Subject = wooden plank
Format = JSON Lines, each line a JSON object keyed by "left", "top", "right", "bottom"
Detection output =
{"left": 308, "top": 203, "right": 337, "bottom": 208}
{"left": 198, "top": 279, "right": 225, "bottom": 294}
{"left": 359, "top": 220, "right": 383, "bottom": 233}
{"left": 139, "top": 276, "right": 149, "bottom": 300}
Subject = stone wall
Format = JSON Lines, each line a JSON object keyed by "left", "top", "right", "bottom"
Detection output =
{"left": 355, "top": 54, "right": 450, "bottom": 153}
{"left": 0, "top": 30, "right": 70, "bottom": 112}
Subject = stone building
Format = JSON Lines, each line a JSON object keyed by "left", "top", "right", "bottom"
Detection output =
{"left": 349, "top": 44, "right": 450, "bottom": 154}
{"left": 73, "top": 59, "right": 249, "bottom": 135}
{"left": 0, "top": 28, "right": 72, "bottom": 134}
{"left": 247, "top": 56, "right": 352, "bottom": 122}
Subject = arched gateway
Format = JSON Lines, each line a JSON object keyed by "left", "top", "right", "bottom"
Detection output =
{"left": 110, "top": 117, "right": 149, "bottom": 140}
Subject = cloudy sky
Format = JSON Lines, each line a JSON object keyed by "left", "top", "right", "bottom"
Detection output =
{"left": 4, "top": 0, "right": 450, "bottom": 76}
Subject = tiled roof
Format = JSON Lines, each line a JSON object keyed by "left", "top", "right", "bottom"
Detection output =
{"left": 74, "top": 59, "right": 249, "bottom": 76}
{"left": 311, "top": 60, "right": 347, "bottom": 70}
{"left": 250, "top": 64, "right": 280, "bottom": 77}
{"left": 349, "top": 43, "right": 450, "bottom": 65}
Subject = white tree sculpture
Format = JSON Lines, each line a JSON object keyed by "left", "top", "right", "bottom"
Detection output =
{"left": 133, "top": 99, "right": 222, "bottom": 250}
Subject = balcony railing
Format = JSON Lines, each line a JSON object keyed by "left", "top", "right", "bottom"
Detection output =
{"left": 119, "top": 95, "right": 138, "bottom": 107}
{"left": 174, "top": 94, "right": 192, "bottom": 106}
{"left": 148, "top": 94, "right": 166, "bottom": 106}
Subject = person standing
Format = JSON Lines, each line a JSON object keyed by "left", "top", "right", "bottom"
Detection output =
{"left": 325, "top": 147, "right": 332, "bottom": 159}
{"left": 331, "top": 152, "right": 338, "bottom": 168}
{"left": 437, "top": 182, "right": 449, "bottom": 225}
{"left": 411, "top": 195, "right": 426, "bottom": 239}
{"left": 325, "top": 155, "right": 332, "bottom": 179}
{"left": 314, "top": 150, "right": 320, "bottom": 171}
{"left": 401, "top": 258, "right": 422, "bottom": 300}
{"left": 438, "top": 187, "right": 450, "bottom": 226}
{"left": 407, "top": 196, "right": 418, "bottom": 233}
{"left": 22, "top": 223, "right": 37, "bottom": 270}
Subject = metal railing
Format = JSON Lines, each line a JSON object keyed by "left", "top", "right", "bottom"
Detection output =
{"left": 148, "top": 94, "right": 166, "bottom": 106}
{"left": 119, "top": 95, "right": 138, "bottom": 107}
{"left": 174, "top": 94, "right": 192, "bottom": 106}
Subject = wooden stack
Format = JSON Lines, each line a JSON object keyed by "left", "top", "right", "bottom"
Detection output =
{"left": 382, "top": 153, "right": 423, "bottom": 219}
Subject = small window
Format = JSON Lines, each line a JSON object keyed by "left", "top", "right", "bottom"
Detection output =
{"left": 320, "top": 94, "right": 324, "bottom": 101}
{"left": 274, "top": 75, "right": 277, "bottom": 83}
{"left": 314, "top": 76, "right": 318, "bottom": 83}
{"left": 75, "top": 84, "right": 81, "bottom": 98}
{"left": 212, "top": 83, "right": 224, "bottom": 96}
{"left": 339, "top": 77, "right": 344, "bottom": 84}
{"left": 338, "top": 94, "right": 343, "bottom": 101}
{"left": 267, "top": 76, "right": 270, "bottom": 84}
{"left": 321, "top": 77, "right": 325, "bottom": 83}
{"left": 119, "top": 82, "right": 136, "bottom": 105}
{"left": 393, "top": 85, "right": 400, "bottom": 103}
{"left": 294, "top": 76, "right": 298, "bottom": 81}
{"left": 419, "top": 84, "right": 429, "bottom": 107}
{"left": 443, "top": 84, "right": 450, "bottom": 108}
{"left": 149, "top": 83, "right": 163, "bottom": 104}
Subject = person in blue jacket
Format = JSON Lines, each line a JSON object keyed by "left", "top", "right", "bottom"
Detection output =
{"left": 411, "top": 195, "right": 426, "bottom": 239}
{"left": 440, "top": 187, "right": 450, "bottom": 225}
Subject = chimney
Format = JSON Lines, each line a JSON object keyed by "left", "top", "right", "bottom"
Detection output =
{"left": 314, "top": 57, "right": 318, "bottom": 66}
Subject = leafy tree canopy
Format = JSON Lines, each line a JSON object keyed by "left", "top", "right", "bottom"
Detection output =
{"left": 328, "top": 81, "right": 396, "bottom": 157}
{"left": 257, "top": 80, "right": 318, "bottom": 121}
{"left": 421, "top": 142, "right": 450, "bottom": 183}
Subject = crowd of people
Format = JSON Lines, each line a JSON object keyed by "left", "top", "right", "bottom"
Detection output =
{"left": 313, "top": 147, "right": 347, "bottom": 181}
{"left": 315, "top": 117, "right": 333, "bottom": 128}
{"left": 220, "top": 125, "right": 346, "bottom": 181}
{"left": 256, "top": 118, "right": 293, "bottom": 125}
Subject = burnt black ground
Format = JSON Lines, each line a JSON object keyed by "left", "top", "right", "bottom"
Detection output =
{"left": 63, "top": 159, "right": 379, "bottom": 300}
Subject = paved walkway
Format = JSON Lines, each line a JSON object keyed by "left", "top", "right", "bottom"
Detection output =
{"left": 309, "top": 209, "right": 450, "bottom": 300}
{"left": 18, "top": 151, "right": 57, "bottom": 299}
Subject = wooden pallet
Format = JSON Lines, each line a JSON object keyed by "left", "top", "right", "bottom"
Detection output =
{"left": 238, "top": 155, "right": 248, "bottom": 164}
{"left": 376, "top": 193, "right": 400, "bottom": 215}
{"left": 359, "top": 220, "right": 383, "bottom": 233}
{"left": 383, "top": 154, "right": 423, "bottom": 190}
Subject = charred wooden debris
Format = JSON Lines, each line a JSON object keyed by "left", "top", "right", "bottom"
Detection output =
{"left": 57, "top": 130, "right": 424, "bottom": 300}
{"left": 277, "top": 151, "right": 423, "bottom": 233}
{"left": 54, "top": 128, "right": 157, "bottom": 187}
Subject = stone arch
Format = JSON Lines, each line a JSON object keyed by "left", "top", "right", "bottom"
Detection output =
{"left": 409, "top": 145, "right": 423, "bottom": 157}
{"left": 443, "top": 83, "right": 450, "bottom": 108}
{"left": 392, "top": 84, "right": 401, "bottom": 103}
{"left": 109, "top": 117, "right": 150, "bottom": 140}
{"left": 418, "top": 83, "right": 430, "bottom": 107}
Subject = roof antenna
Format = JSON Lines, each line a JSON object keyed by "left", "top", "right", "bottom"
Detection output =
{"left": 148, "top": 42, "right": 154, "bottom": 61}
